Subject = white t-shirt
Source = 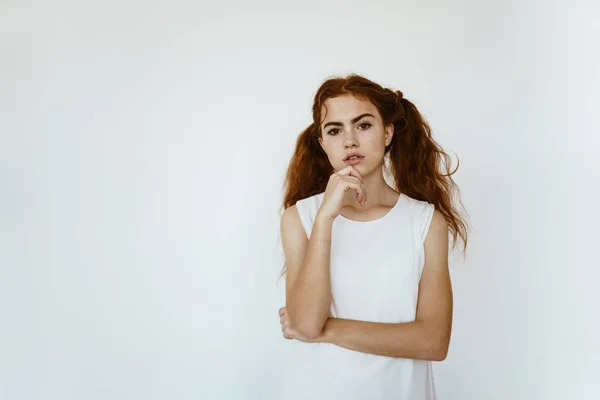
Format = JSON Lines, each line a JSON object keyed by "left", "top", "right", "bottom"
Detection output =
{"left": 283, "top": 191, "right": 437, "bottom": 400}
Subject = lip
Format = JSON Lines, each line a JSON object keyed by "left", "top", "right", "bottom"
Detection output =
{"left": 344, "top": 155, "right": 365, "bottom": 165}
{"left": 344, "top": 152, "right": 364, "bottom": 160}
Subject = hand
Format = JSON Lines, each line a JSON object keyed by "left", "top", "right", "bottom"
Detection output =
{"left": 317, "top": 165, "right": 368, "bottom": 221}
{"left": 279, "top": 307, "right": 322, "bottom": 343}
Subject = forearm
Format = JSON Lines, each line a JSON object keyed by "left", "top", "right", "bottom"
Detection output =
{"left": 288, "top": 214, "right": 333, "bottom": 337}
{"left": 321, "top": 318, "right": 449, "bottom": 361}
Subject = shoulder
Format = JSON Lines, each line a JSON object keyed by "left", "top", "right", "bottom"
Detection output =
{"left": 280, "top": 203, "right": 309, "bottom": 241}
{"left": 425, "top": 209, "right": 449, "bottom": 249}
{"left": 402, "top": 194, "right": 436, "bottom": 220}
{"left": 401, "top": 194, "right": 445, "bottom": 239}
{"left": 295, "top": 192, "right": 325, "bottom": 208}
{"left": 431, "top": 209, "right": 448, "bottom": 230}
{"left": 280, "top": 205, "right": 309, "bottom": 267}
{"left": 291, "top": 192, "right": 324, "bottom": 222}
{"left": 281, "top": 204, "right": 300, "bottom": 227}
{"left": 401, "top": 193, "right": 430, "bottom": 209}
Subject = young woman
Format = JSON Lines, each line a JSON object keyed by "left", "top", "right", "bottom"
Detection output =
{"left": 278, "top": 73, "right": 469, "bottom": 399}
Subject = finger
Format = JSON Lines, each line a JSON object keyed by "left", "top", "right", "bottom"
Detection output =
{"left": 337, "top": 166, "right": 363, "bottom": 183}
{"left": 343, "top": 180, "right": 368, "bottom": 205}
{"left": 338, "top": 176, "right": 366, "bottom": 204}
{"left": 340, "top": 176, "right": 368, "bottom": 203}
{"left": 278, "top": 307, "right": 286, "bottom": 317}
{"left": 339, "top": 175, "right": 362, "bottom": 185}
{"left": 336, "top": 165, "right": 364, "bottom": 182}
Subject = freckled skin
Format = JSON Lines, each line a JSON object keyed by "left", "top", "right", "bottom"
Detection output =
{"left": 318, "top": 95, "right": 392, "bottom": 175}
{"left": 317, "top": 94, "right": 397, "bottom": 212}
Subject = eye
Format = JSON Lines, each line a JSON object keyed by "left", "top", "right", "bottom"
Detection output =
{"left": 327, "top": 123, "right": 371, "bottom": 136}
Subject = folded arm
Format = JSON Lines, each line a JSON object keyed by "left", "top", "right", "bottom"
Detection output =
{"left": 320, "top": 210, "right": 453, "bottom": 361}
{"left": 281, "top": 206, "right": 334, "bottom": 338}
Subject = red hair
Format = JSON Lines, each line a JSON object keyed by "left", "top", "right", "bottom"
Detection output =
{"left": 280, "top": 73, "right": 470, "bottom": 275}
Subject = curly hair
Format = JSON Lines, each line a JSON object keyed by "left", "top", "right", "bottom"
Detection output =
{"left": 280, "top": 73, "right": 470, "bottom": 276}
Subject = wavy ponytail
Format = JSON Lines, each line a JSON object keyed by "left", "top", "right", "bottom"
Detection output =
{"left": 280, "top": 73, "right": 470, "bottom": 276}
{"left": 282, "top": 122, "right": 332, "bottom": 206}
{"left": 387, "top": 94, "right": 470, "bottom": 257}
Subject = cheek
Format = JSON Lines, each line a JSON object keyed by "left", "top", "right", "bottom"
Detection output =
{"left": 362, "top": 130, "right": 385, "bottom": 147}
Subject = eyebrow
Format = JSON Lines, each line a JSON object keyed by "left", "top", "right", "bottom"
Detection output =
{"left": 322, "top": 113, "right": 375, "bottom": 130}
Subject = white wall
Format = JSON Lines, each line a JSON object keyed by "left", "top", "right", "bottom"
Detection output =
{"left": 1, "top": 1, "right": 599, "bottom": 399}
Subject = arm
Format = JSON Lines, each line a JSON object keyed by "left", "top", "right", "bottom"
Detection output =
{"left": 281, "top": 206, "right": 333, "bottom": 339}
{"left": 320, "top": 210, "right": 453, "bottom": 361}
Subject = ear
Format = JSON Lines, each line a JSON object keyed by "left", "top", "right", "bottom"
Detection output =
{"left": 318, "top": 136, "right": 324, "bottom": 151}
{"left": 384, "top": 123, "right": 394, "bottom": 146}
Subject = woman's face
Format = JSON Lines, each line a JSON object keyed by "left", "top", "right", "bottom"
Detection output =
{"left": 318, "top": 94, "right": 394, "bottom": 174}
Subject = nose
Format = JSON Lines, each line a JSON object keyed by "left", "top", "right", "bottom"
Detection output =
{"left": 343, "top": 131, "right": 359, "bottom": 149}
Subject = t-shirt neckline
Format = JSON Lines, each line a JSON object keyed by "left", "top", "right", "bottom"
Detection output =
{"left": 333, "top": 191, "right": 403, "bottom": 224}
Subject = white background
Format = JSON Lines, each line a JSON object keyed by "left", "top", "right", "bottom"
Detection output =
{"left": 1, "top": 0, "right": 599, "bottom": 399}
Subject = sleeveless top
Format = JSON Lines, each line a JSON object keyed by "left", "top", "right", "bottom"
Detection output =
{"left": 283, "top": 191, "right": 437, "bottom": 400}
